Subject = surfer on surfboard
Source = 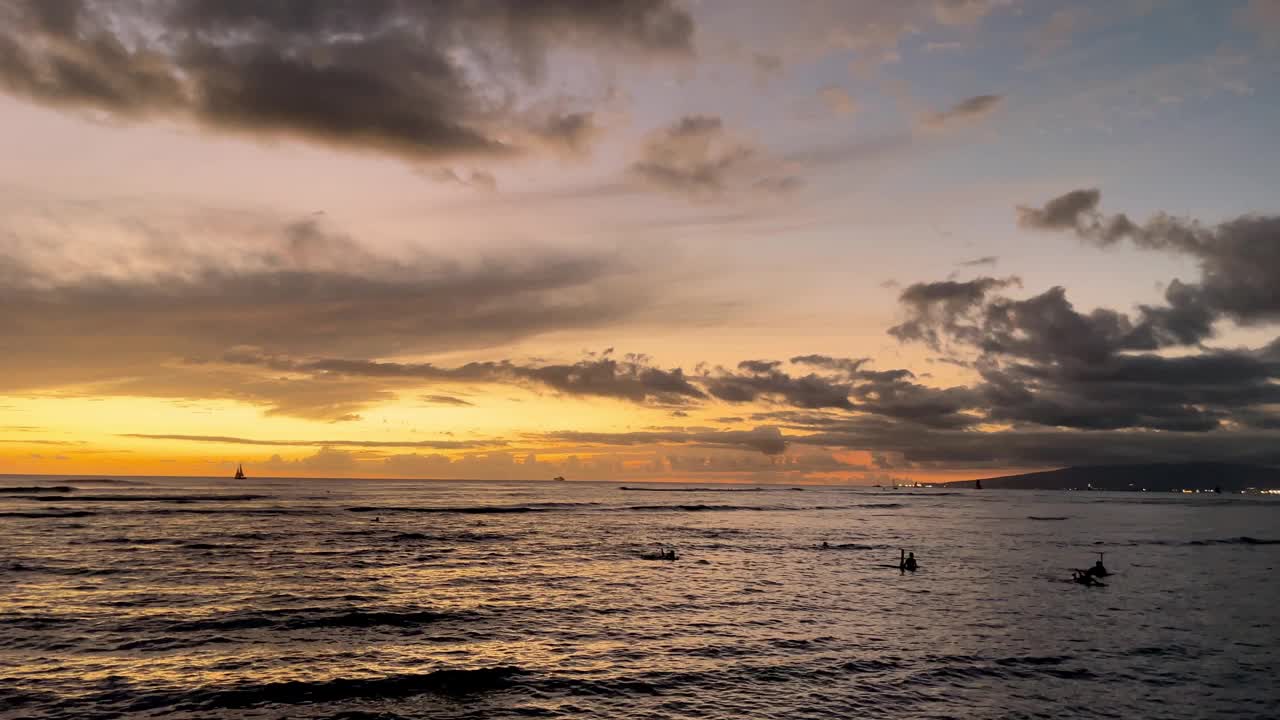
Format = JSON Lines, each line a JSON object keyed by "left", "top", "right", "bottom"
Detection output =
{"left": 900, "top": 549, "right": 918, "bottom": 572}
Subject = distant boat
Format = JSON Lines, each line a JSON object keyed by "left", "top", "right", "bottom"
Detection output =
{"left": 553, "top": 476, "right": 566, "bottom": 482}
{"left": 234, "top": 463, "right": 246, "bottom": 480}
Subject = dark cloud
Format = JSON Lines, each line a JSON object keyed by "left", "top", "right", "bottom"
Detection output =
{"left": 702, "top": 360, "right": 854, "bottom": 409}
{"left": 887, "top": 276, "right": 1021, "bottom": 349}
{"left": 0, "top": 0, "right": 693, "bottom": 160}
{"left": 847, "top": 373, "right": 982, "bottom": 429}
{"left": 1019, "top": 189, "right": 1280, "bottom": 327}
{"left": 223, "top": 349, "right": 707, "bottom": 406}
{"left": 919, "top": 94, "right": 1003, "bottom": 128}
{"left": 543, "top": 426, "right": 789, "bottom": 455}
{"left": 958, "top": 255, "right": 999, "bottom": 268}
{"left": 420, "top": 395, "right": 474, "bottom": 407}
{"left": 789, "top": 355, "right": 870, "bottom": 378}
{"left": 886, "top": 199, "right": 1280, "bottom": 437}
{"left": 516, "top": 352, "right": 706, "bottom": 404}
{"left": 693, "top": 355, "right": 982, "bottom": 430}
{"left": 1016, "top": 188, "right": 1102, "bottom": 232}
{"left": 790, "top": 418, "right": 1280, "bottom": 468}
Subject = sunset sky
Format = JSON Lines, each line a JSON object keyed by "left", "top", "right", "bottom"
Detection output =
{"left": 1, "top": 0, "right": 1278, "bottom": 483}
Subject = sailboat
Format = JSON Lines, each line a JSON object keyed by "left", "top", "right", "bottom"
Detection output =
{"left": 234, "top": 463, "right": 246, "bottom": 480}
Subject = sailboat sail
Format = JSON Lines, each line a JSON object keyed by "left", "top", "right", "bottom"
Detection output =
{"left": 234, "top": 463, "right": 246, "bottom": 480}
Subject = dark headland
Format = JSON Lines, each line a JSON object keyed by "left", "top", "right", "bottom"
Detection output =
{"left": 942, "top": 462, "right": 1280, "bottom": 492}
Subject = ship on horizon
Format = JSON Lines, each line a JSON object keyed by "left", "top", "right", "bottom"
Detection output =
{"left": 234, "top": 463, "right": 246, "bottom": 480}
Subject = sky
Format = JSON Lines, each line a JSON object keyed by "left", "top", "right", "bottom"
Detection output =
{"left": 1, "top": 0, "right": 1278, "bottom": 483}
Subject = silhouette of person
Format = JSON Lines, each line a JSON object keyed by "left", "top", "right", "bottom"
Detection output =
{"left": 901, "top": 551, "right": 918, "bottom": 571}
{"left": 821, "top": 541, "right": 830, "bottom": 549}
{"left": 1089, "top": 558, "right": 1108, "bottom": 577}
{"left": 1072, "top": 569, "right": 1101, "bottom": 586}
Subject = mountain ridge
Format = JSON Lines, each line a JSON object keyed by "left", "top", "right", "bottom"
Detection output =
{"left": 941, "top": 462, "right": 1280, "bottom": 492}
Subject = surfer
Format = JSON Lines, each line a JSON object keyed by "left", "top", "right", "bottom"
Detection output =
{"left": 1087, "top": 553, "right": 1109, "bottom": 578}
{"left": 900, "top": 550, "right": 918, "bottom": 572}
{"left": 821, "top": 541, "right": 830, "bottom": 549}
{"left": 1072, "top": 569, "right": 1104, "bottom": 587}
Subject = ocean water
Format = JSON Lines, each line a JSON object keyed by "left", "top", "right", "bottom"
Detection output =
{"left": 2, "top": 477, "right": 1278, "bottom": 720}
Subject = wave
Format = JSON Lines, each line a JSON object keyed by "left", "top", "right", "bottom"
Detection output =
{"left": 87, "top": 537, "right": 174, "bottom": 545}
{"left": 621, "top": 503, "right": 773, "bottom": 512}
{"left": 1187, "top": 536, "right": 1279, "bottom": 546}
{"left": 157, "top": 606, "right": 464, "bottom": 633}
{"left": 0, "top": 509, "right": 96, "bottom": 518}
{"left": 66, "top": 477, "right": 147, "bottom": 484}
{"left": 21, "top": 494, "right": 271, "bottom": 503}
{"left": 0, "top": 485, "right": 75, "bottom": 493}
{"left": 1028, "top": 516, "right": 1069, "bottom": 521}
{"left": 123, "top": 507, "right": 307, "bottom": 516}
{"left": 126, "top": 666, "right": 521, "bottom": 711}
{"left": 909, "top": 654, "right": 1095, "bottom": 684}
{"left": 113, "top": 635, "right": 237, "bottom": 652}
{"left": 1115, "top": 536, "right": 1280, "bottom": 547}
{"left": 820, "top": 543, "right": 890, "bottom": 551}
{"left": 347, "top": 502, "right": 597, "bottom": 515}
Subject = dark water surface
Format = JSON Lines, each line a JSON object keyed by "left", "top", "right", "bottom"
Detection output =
{"left": 2, "top": 477, "right": 1278, "bottom": 719}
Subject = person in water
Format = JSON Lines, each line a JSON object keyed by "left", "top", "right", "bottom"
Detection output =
{"left": 1087, "top": 554, "right": 1109, "bottom": 577}
{"left": 901, "top": 551, "right": 918, "bottom": 572}
{"left": 821, "top": 541, "right": 831, "bottom": 549}
{"left": 1072, "top": 569, "right": 1104, "bottom": 586}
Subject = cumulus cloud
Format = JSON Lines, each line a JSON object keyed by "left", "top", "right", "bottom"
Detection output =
{"left": 919, "top": 94, "right": 1003, "bottom": 128}
{"left": 886, "top": 262, "right": 1280, "bottom": 436}
{"left": 0, "top": 0, "right": 693, "bottom": 161}
{"left": 702, "top": 360, "right": 855, "bottom": 409}
{"left": 1019, "top": 188, "right": 1280, "bottom": 326}
{"left": 887, "top": 276, "right": 1022, "bottom": 349}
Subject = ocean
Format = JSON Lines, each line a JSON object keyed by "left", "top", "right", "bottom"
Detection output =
{"left": 2, "top": 477, "right": 1278, "bottom": 719}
